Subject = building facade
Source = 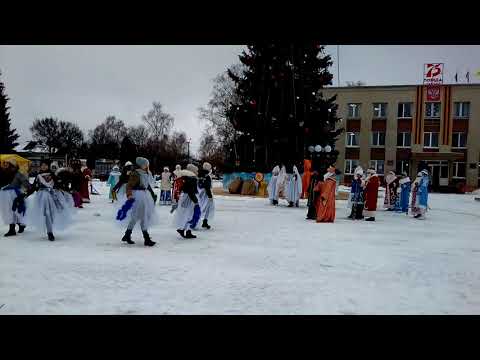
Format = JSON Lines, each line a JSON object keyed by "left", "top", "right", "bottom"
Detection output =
{"left": 323, "top": 84, "right": 480, "bottom": 191}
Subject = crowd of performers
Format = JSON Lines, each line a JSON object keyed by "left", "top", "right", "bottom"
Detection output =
{"left": 0, "top": 156, "right": 216, "bottom": 246}
{"left": 0, "top": 158, "right": 91, "bottom": 241}
{"left": 267, "top": 160, "right": 430, "bottom": 223}
{"left": 110, "top": 158, "right": 215, "bottom": 245}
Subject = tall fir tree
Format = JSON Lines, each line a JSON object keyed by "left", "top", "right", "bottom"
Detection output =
{"left": 227, "top": 43, "right": 343, "bottom": 174}
{"left": 0, "top": 71, "right": 20, "bottom": 153}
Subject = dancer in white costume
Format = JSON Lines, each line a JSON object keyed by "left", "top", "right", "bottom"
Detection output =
{"left": 267, "top": 165, "right": 280, "bottom": 205}
{"left": 0, "top": 158, "right": 31, "bottom": 237}
{"left": 25, "top": 160, "right": 75, "bottom": 241}
{"left": 197, "top": 162, "right": 215, "bottom": 229}
{"left": 275, "top": 165, "right": 287, "bottom": 204}
{"left": 286, "top": 165, "right": 303, "bottom": 207}
{"left": 160, "top": 166, "right": 173, "bottom": 205}
{"left": 173, "top": 164, "right": 200, "bottom": 239}
{"left": 118, "top": 157, "right": 157, "bottom": 247}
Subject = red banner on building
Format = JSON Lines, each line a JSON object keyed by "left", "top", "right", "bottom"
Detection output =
{"left": 426, "top": 85, "right": 441, "bottom": 101}
{"left": 424, "top": 63, "right": 444, "bottom": 85}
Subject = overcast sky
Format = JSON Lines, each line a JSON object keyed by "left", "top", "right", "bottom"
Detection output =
{"left": 1, "top": 45, "right": 479, "bottom": 154}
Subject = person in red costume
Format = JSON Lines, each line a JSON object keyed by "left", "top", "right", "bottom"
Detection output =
{"left": 79, "top": 160, "right": 92, "bottom": 204}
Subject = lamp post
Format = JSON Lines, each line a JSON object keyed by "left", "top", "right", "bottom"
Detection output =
{"left": 186, "top": 138, "right": 191, "bottom": 163}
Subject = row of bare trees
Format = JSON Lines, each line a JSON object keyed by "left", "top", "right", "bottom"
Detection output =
{"left": 29, "top": 101, "right": 190, "bottom": 173}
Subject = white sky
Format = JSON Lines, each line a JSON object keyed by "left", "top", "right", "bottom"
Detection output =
{"left": 1, "top": 45, "right": 479, "bottom": 155}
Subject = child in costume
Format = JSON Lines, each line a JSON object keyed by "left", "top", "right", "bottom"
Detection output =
{"left": 107, "top": 165, "right": 121, "bottom": 203}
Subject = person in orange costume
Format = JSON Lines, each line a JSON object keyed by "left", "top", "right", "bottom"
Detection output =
{"left": 302, "top": 159, "right": 312, "bottom": 199}
{"left": 314, "top": 164, "right": 337, "bottom": 223}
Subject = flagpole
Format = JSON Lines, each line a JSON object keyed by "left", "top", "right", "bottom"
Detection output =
{"left": 337, "top": 45, "right": 340, "bottom": 87}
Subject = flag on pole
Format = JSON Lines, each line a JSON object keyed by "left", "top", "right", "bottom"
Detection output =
{"left": 466, "top": 71, "right": 470, "bottom": 83}
{"left": 454, "top": 73, "right": 458, "bottom": 83}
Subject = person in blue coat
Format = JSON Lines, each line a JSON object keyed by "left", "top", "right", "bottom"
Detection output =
{"left": 411, "top": 170, "right": 429, "bottom": 219}
{"left": 395, "top": 172, "right": 411, "bottom": 214}
{"left": 107, "top": 165, "right": 121, "bottom": 203}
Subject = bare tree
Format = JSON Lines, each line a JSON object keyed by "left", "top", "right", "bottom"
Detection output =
{"left": 198, "top": 63, "right": 244, "bottom": 149}
{"left": 30, "top": 117, "right": 60, "bottom": 154}
{"left": 142, "top": 102, "right": 174, "bottom": 140}
{"left": 127, "top": 125, "right": 150, "bottom": 148}
{"left": 198, "top": 129, "right": 225, "bottom": 167}
{"left": 88, "top": 115, "right": 128, "bottom": 159}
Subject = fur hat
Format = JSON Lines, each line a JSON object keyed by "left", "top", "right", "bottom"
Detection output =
{"left": 112, "top": 165, "right": 120, "bottom": 171}
{"left": 175, "top": 164, "right": 181, "bottom": 170}
{"left": 163, "top": 166, "right": 169, "bottom": 171}
{"left": 186, "top": 163, "right": 198, "bottom": 176}
{"left": 203, "top": 162, "right": 212, "bottom": 171}
{"left": 421, "top": 169, "right": 429, "bottom": 176}
{"left": 136, "top": 157, "right": 149, "bottom": 168}
{"left": 124, "top": 161, "right": 133, "bottom": 167}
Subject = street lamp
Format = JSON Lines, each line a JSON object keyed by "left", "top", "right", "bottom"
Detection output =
{"left": 186, "top": 138, "right": 191, "bottom": 163}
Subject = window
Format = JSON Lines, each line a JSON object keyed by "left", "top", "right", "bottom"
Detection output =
{"left": 424, "top": 132, "right": 439, "bottom": 148}
{"left": 348, "top": 103, "right": 361, "bottom": 118}
{"left": 346, "top": 132, "right": 360, "bottom": 147}
{"left": 452, "top": 132, "right": 467, "bottom": 148}
{"left": 369, "top": 160, "right": 385, "bottom": 175}
{"left": 345, "top": 159, "right": 359, "bottom": 175}
{"left": 397, "top": 132, "right": 411, "bottom": 147}
{"left": 371, "top": 131, "right": 385, "bottom": 147}
{"left": 396, "top": 160, "right": 410, "bottom": 175}
{"left": 397, "top": 103, "right": 412, "bottom": 118}
{"left": 425, "top": 102, "right": 441, "bottom": 118}
{"left": 453, "top": 162, "right": 466, "bottom": 179}
{"left": 373, "top": 103, "right": 387, "bottom": 118}
{"left": 454, "top": 102, "right": 470, "bottom": 118}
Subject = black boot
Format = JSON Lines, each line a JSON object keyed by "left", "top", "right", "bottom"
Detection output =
{"left": 122, "top": 229, "right": 135, "bottom": 244}
{"left": 348, "top": 207, "right": 355, "bottom": 219}
{"left": 4, "top": 224, "right": 16, "bottom": 237}
{"left": 356, "top": 205, "right": 365, "bottom": 220}
{"left": 48, "top": 232, "right": 55, "bottom": 241}
{"left": 143, "top": 231, "right": 156, "bottom": 247}
{"left": 288, "top": 202, "right": 294, "bottom": 207}
{"left": 176, "top": 229, "right": 186, "bottom": 238}
{"left": 272, "top": 200, "right": 278, "bottom": 206}
{"left": 18, "top": 224, "right": 26, "bottom": 233}
{"left": 185, "top": 230, "right": 197, "bottom": 239}
{"left": 295, "top": 201, "right": 299, "bottom": 208}
{"left": 365, "top": 217, "right": 375, "bottom": 222}
{"left": 414, "top": 214, "right": 422, "bottom": 219}
{"left": 202, "top": 219, "right": 211, "bottom": 230}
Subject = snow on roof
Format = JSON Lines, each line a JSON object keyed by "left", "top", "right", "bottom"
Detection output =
{"left": 14, "top": 141, "right": 49, "bottom": 153}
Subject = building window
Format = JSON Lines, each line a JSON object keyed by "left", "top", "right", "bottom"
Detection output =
{"left": 453, "top": 162, "right": 466, "bottom": 179}
{"left": 371, "top": 131, "right": 385, "bottom": 147}
{"left": 454, "top": 102, "right": 470, "bottom": 118}
{"left": 346, "top": 132, "right": 360, "bottom": 147}
{"left": 345, "top": 159, "right": 359, "bottom": 175}
{"left": 373, "top": 103, "right": 387, "bottom": 118}
{"left": 369, "top": 160, "right": 385, "bottom": 175}
{"left": 397, "top": 102, "right": 412, "bottom": 118}
{"left": 452, "top": 132, "right": 467, "bottom": 148}
{"left": 348, "top": 103, "right": 361, "bottom": 118}
{"left": 424, "top": 132, "right": 439, "bottom": 148}
{"left": 425, "top": 102, "right": 441, "bottom": 118}
{"left": 396, "top": 160, "right": 410, "bottom": 175}
{"left": 397, "top": 132, "right": 411, "bottom": 148}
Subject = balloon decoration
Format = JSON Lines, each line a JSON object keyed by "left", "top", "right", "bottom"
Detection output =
{"left": 314, "top": 145, "right": 322, "bottom": 153}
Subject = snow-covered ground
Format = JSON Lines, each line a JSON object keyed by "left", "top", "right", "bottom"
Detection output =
{"left": 1, "top": 181, "right": 479, "bottom": 314}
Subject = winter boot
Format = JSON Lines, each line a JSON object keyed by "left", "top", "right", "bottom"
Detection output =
{"left": 18, "top": 224, "right": 26, "bottom": 233}
{"left": 355, "top": 205, "right": 364, "bottom": 220}
{"left": 176, "top": 229, "right": 186, "bottom": 238}
{"left": 295, "top": 201, "right": 299, "bottom": 208}
{"left": 414, "top": 214, "right": 422, "bottom": 219}
{"left": 272, "top": 199, "right": 278, "bottom": 206}
{"left": 143, "top": 231, "right": 156, "bottom": 247}
{"left": 4, "top": 224, "right": 16, "bottom": 237}
{"left": 185, "top": 230, "right": 197, "bottom": 239}
{"left": 122, "top": 229, "right": 135, "bottom": 244}
{"left": 202, "top": 219, "right": 211, "bottom": 230}
{"left": 365, "top": 217, "right": 375, "bottom": 222}
{"left": 347, "top": 207, "right": 355, "bottom": 219}
{"left": 288, "top": 202, "right": 294, "bottom": 207}
{"left": 48, "top": 232, "right": 55, "bottom": 241}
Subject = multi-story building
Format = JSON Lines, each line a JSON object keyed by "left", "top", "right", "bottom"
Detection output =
{"left": 323, "top": 84, "right": 480, "bottom": 192}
